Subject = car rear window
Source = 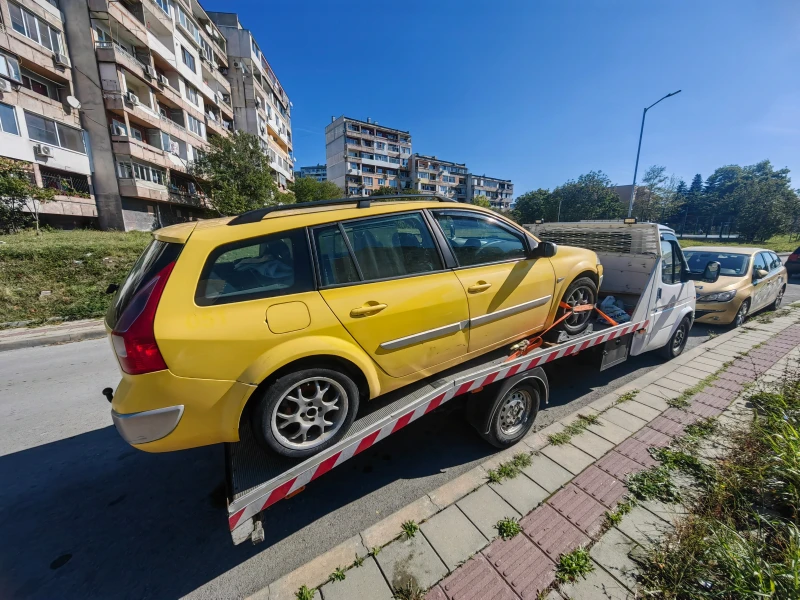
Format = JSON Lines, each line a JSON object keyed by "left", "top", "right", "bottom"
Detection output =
{"left": 106, "top": 239, "right": 182, "bottom": 329}
{"left": 196, "top": 228, "right": 314, "bottom": 306}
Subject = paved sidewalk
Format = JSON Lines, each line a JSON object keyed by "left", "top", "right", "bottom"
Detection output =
{"left": 0, "top": 318, "right": 105, "bottom": 352}
{"left": 259, "top": 309, "right": 800, "bottom": 600}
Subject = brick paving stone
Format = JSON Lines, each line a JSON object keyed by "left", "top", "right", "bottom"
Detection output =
{"left": 425, "top": 585, "right": 447, "bottom": 600}
{"left": 614, "top": 438, "right": 659, "bottom": 468}
{"left": 586, "top": 418, "right": 632, "bottom": 444}
{"left": 717, "top": 371, "right": 752, "bottom": 385}
{"left": 595, "top": 451, "right": 646, "bottom": 481}
{"left": 522, "top": 452, "right": 574, "bottom": 493}
{"left": 482, "top": 535, "right": 556, "bottom": 599}
{"left": 541, "top": 443, "right": 595, "bottom": 476}
{"left": 677, "top": 365, "right": 716, "bottom": 380}
{"left": 521, "top": 503, "right": 592, "bottom": 561}
{"left": 457, "top": 485, "right": 520, "bottom": 541}
{"left": 547, "top": 484, "right": 607, "bottom": 539}
{"left": 439, "top": 554, "right": 518, "bottom": 600}
{"left": 693, "top": 392, "right": 732, "bottom": 410}
{"left": 599, "top": 407, "right": 649, "bottom": 433}
{"left": 727, "top": 365, "right": 760, "bottom": 377}
{"left": 631, "top": 391, "right": 670, "bottom": 412}
{"left": 376, "top": 533, "right": 449, "bottom": 591}
{"left": 651, "top": 377, "right": 692, "bottom": 393}
{"left": 685, "top": 361, "right": 720, "bottom": 375}
{"left": 648, "top": 415, "right": 686, "bottom": 437}
{"left": 557, "top": 559, "right": 633, "bottom": 600}
{"left": 614, "top": 400, "right": 662, "bottom": 422}
{"left": 319, "top": 557, "right": 393, "bottom": 600}
{"left": 490, "top": 473, "right": 549, "bottom": 515}
{"left": 590, "top": 527, "right": 640, "bottom": 591}
{"left": 421, "top": 506, "right": 487, "bottom": 571}
{"left": 687, "top": 400, "right": 724, "bottom": 419}
{"left": 571, "top": 465, "right": 627, "bottom": 508}
{"left": 662, "top": 408, "right": 702, "bottom": 426}
{"left": 641, "top": 383, "right": 681, "bottom": 400}
{"left": 633, "top": 426, "right": 673, "bottom": 448}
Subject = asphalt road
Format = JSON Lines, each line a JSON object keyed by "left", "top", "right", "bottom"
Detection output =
{"left": 2, "top": 280, "right": 800, "bottom": 600}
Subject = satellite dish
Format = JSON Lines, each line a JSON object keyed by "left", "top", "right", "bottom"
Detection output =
{"left": 66, "top": 95, "right": 81, "bottom": 109}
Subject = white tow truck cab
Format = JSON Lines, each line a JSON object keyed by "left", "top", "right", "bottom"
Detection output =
{"left": 224, "top": 220, "right": 717, "bottom": 545}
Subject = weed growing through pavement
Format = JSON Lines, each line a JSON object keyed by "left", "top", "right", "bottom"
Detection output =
{"left": 369, "top": 546, "right": 381, "bottom": 557}
{"left": 487, "top": 452, "right": 533, "bottom": 483}
{"left": 392, "top": 581, "right": 425, "bottom": 600}
{"left": 604, "top": 499, "right": 635, "bottom": 527}
{"left": 295, "top": 585, "right": 315, "bottom": 600}
{"left": 352, "top": 553, "right": 365, "bottom": 568}
{"left": 329, "top": 567, "right": 346, "bottom": 582}
{"left": 555, "top": 547, "right": 594, "bottom": 583}
{"left": 627, "top": 466, "right": 681, "bottom": 504}
{"left": 614, "top": 390, "right": 639, "bottom": 405}
{"left": 547, "top": 413, "right": 600, "bottom": 445}
{"left": 401, "top": 520, "right": 419, "bottom": 539}
{"left": 668, "top": 373, "right": 720, "bottom": 409}
{"left": 495, "top": 517, "right": 522, "bottom": 540}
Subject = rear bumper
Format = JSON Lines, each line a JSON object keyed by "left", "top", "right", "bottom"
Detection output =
{"left": 112, "top": 405, "right": 184, "bottom": 445}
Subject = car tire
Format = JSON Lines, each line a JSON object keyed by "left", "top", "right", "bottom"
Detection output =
{"left": 251, "top": 368, "right": 360, "bottom": 459}
{"left": 768, "top": 286, "right": 785, "bottom": 311}
{"left": 555, "top": 276, "right": 598, "bottom": 336}
{"left": 478, "top": 381, "right": 540, "bottom": 449}
{"left": 660, "top": 316, "right": 691, "bottom": 360}
{"left": 732, "top": 299, "right": 750, "bottom": 328}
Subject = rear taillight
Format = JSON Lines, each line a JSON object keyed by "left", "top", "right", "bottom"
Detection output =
{"left": 788, "top": 254, "right": 799, "bottom": 262}
{"left": 111, "top": 261, "right": 175, "bottom": 375}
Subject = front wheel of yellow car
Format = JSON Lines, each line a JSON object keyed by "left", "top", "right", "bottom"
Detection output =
{"left": 252, "top": 368, "right": 360, "bottom": 458}
{"left": 556, "top": 277, "right": 598, "bottom": 336}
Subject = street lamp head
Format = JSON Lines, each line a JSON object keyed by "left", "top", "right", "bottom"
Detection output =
{"left": 667, "top": 90, "right": 682, "bottom": 97}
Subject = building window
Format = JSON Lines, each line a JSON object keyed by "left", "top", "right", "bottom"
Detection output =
{"left": 388, "top": 144, "right": 399, "bottom": 152}
{"left": 21, "top": 69, "right": 56, "bottom": 99}
{"left": 9, "top": 2, "right": 63, "bottom": 54}
{"left": 176, "top": 5, "right": 201, "bottom": 44}
{"left": 418, "top": 172, "right": 429, "bottom": 179}
{"left": 389, "top": 179, "right": 397, "bottom": 188}
{"left": 439, "top": 186, "right": 448, "bottom": 193}
{"left": 181, "top": 46, "right": 196, "bottom": 73}
{"left": 0, "top": 52, "right": 21, "bottom": 83}
{"left": 0, "top": 102, "right": 19, "bottom": 135}
{"left": 187, "top": 114, "right": 204, "bottom": 138}
{"left": 118, "top": 161, "right": 166, "bottom": 185}
{"left": 154, "top": 0, "right": 170, "bottom": 15}
{"left": 375, "top": 142, "right": 385, "bottom": 150}
{"left": 24, "top": 111, "right": 85, "bottom": 153}
{"left": 363, "top": 177, "right": 373, "bottom": 186}
{"left": 185, "top": 82, "right": 199, "bottom": 105}
{"left": 378, "top": 178, "right": 385, "bottom": 186}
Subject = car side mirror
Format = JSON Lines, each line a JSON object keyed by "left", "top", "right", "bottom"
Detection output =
{"left": 529, "top": 241, "right": 557, "bottom": 259}
{"left": 702, "top": 261, "right": 720, "bottom": 283}
{"left": 755, "top": 268, "right": 769, "bottom": 280}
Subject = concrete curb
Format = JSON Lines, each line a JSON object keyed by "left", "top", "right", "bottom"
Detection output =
{"left": 262, "top": 309, "right": 800, "bottom": 600}
{"left": 0, "top": 320, "right": 106, "bottom": 352}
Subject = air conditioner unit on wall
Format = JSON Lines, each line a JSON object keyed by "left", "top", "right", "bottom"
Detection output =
{"left": 125, "top": 92, "right": 139, "bottom": 105}
{"left": 145, "top": 65, "right": 157, "bottom": 79}
{"left": 112, "top": 125, "right": 126, "bottom": 136}
{"left": 0, "top": 79, "right": 11, "bottom": 93}
{"left": 34, "top": 144, "right": 53, "bottom": 157}
{"left": 54, "top": 53, "right": 69, "bottom": 67}
{"left": 158, "top": 74, "right": 169, "bottom": 87}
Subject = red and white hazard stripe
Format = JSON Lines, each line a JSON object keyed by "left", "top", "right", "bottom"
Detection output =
{"left": 228, "top": 318, "right": 649, "bottom": 532}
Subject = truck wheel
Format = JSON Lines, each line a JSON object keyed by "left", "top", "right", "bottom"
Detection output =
{"left": 660, "top": 316, "right": 691, "bottom": 360}
{"left": 477, "top": 380, "right": 540, "bottom": 449}
{"left": 555, "top": 277, "right": 597, "bottom": 336}
{"left": 252, "top": 368, "right": 359, "bottom": 459}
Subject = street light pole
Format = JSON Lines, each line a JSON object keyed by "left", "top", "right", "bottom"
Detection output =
{"left": 627, "top": 90, "right": 682, "bottom": 218}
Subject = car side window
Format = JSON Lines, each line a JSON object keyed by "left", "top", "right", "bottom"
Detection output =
{"left": 660, "top": 240, "right": 683, "bottom": 284}
{"left": 769, "top": 252, "right": 781, "bottom": 270}
{"left": 340, "top": 212, "right": 442, "bottom": 281}
{"left": 313, "top": 225, "right": 360, "bottom": 287}
{"left": 196, "top": 228, "right": 313, "bottom": 305}
{"left": 433, "top": 211, "right": 526, "bottom": 267}
{"left": 753, "top": 253, "right": 769, "bottom": 278}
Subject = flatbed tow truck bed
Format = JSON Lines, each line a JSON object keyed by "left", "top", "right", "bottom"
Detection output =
{"left": 225, "top": 316, "right": 648, "bottom": 544}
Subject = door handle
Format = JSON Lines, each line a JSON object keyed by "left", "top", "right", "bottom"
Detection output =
{"left": 657, "top": 288, "right": 662, "bottom": 300}
{"left": 350, "top": 303, "right": 388, "bottom": 317}
{"left": 468, "top": 281, "right": 492, "bottom": 293}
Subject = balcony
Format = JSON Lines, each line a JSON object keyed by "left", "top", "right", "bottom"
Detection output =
{"left": 104, "top": 92, "right": 163, "bottom": 129}
{"left": 118, "top": 178, "right": 169, "bottom": 201}
{"left": 111, "top": 135, "right": 169, "bottom": 169}
{"left": 205, "top": 115, "right": 230, "bottom": 137}
{"left": 40, "top": 168, "right": 92, "bottom": 199}
{"left": 142, "top": 0, "right": 174, "bottom": 33}
{"left": 95, "top": 42, "right": 153, "bottom": 83}
{"left": 90, "top": 0, "right": 150, "bottom": 46}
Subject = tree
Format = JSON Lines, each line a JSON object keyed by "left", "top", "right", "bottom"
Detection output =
{"left": 632, "top": 166, "right": 684, "bottom": 223}
{"left": 472, "top": 195, "right": 492, "bottom": 209}
{"left": 0, "top": 158, "right": 55, "bottom": 234}
{"left": 191, "top": 131, "right": 287, "bottom": 215}
{"left": 371, "top": 185, "right": 403, "bottom": 196}
{"left": 290, "top": 176, "right": 342, "bottom": 203}
{"left": 551, "top": 171, "right": 624, "bottom": 222}
{"left": 512, "top": 188, "right": 557, "bottom": 223}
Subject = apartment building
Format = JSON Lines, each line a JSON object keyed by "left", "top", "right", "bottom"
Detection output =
{"left": 0, "top": 0, "right": 96, "bottom": 227}
{"left": 295, "top": 163, "right": 326, "bottom": 182}
{"left": 410, "top": 154, "right": 467, "bottom": 202}
{"left": 58, "top": 0, "right": 233, "bottom": 230}
{"left": 325, "top": 116, "right": 412, "bottom": 196}
{"left": 466, "top": 174, "right": 514, "bottom": 210}
{"left": 208, "top": 12, "right": 293, "bottom": 192}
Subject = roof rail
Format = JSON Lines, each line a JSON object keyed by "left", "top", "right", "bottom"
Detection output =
{"left": 227, "top": 193, "right": 459, "bottom": 226}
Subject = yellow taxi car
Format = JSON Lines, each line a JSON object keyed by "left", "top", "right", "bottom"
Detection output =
{"left": 684, "top": 246, "right": 787, "bottom": 327}
{"left": 106, "top": 196, "right": 602, "bottom": 458}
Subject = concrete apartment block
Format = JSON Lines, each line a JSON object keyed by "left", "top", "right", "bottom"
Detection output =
{"left": 0, "top": 0, "right": 99, "bottom": 227}
{"left": 208, "top": 11, "right": 294, "bottom": 192}
{"left": 325, "top": 115, "right": 412, "bottom": 196}
{"left": 295, "top": 163, "right": 326, "bottom": 182}
{"left": 409, "top": 153, "right": 468, "bottom": 202}
{"left": 465, "top": 173, "right": 514, "bottom": 210}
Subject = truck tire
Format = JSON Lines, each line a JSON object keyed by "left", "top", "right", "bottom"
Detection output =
{"left": 251, "top": 368, "right": 359, "bottom": 459}
{"left": 555, "top": 277, "right": 597, "bottom": 336}
{"left": 468, "top": 372, "right": 544, "bottom": 449}
{"left": 659, "top": 316, "right": 691, "bottom": 360}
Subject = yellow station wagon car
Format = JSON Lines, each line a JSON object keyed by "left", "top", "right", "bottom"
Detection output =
{"left": 106, "top": 196, "right": 602, "bottom": 458}
{"left": 684, "top": 246, "right": 787, "bottom": 327}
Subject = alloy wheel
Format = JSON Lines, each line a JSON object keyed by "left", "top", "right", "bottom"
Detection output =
{"left": 271, "top": 377, "right": 349, "bottom": 450}
{"left": 564, "top": 286, "right": 595, "bottom": 329}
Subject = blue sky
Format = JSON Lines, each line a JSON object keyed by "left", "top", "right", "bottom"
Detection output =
{"left": 203, "top": 0, "right": 800, "bottom": 195}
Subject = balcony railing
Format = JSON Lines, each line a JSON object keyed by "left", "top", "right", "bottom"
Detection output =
{"left": 41, "top": 169, "right": 91, "bottom": 198}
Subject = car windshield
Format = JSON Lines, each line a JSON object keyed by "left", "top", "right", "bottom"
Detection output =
{"left": 684, "top": 251, "right": 750, "bottom": 277}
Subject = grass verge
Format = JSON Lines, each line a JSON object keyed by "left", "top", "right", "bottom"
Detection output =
{"left": 638, "top": 370, "right": 800, "bottom": 598}
{"left": 678, "top": 234, "right": 798, "bottom": 253}
{"left": 547, "top": 413, "right": 600, "bottom": 445}
{"left": 0, "top": 229, "right": 150, "bottom": 324}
